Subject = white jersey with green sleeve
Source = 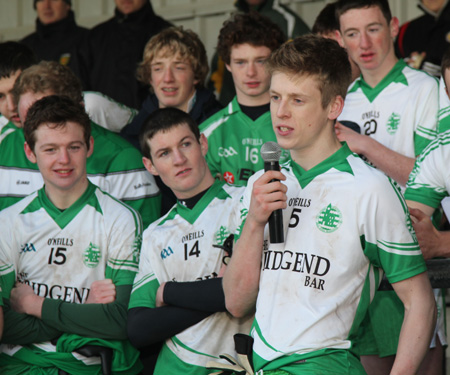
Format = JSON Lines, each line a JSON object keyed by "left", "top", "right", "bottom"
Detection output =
{"left": 199, "top": 97, "right": 289, "bottom": 186}
{"left": 405, "top": 130, "right": 450, "bottom": 208}
{"left": 237, "top": 145, "right": 426, "bottom": 372}
{"left": 339, "top": 60, "right": 438, "bottom": 182}
{"left": 129, "top": 180, "right": 253, "bottom": 375}
{"left": 0, "top": 182, "right": 142, "bottom": 374}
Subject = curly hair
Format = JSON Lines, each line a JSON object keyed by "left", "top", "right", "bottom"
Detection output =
{"left": 137, "top": 26, "right": 208, "bottom": 87}
{"left": 217, "top": 11, "right": 286, "bottom": 65}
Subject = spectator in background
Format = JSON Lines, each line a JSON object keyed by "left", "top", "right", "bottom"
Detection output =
{"left": 120, "top": 26, "right": 221, "bottom": 150}
{"left": 312, "top": 1, "right": 361, "bottom": 82}
{"left": 209, "top": 0, "right": 311, "bottom": 106}
{"left": 395, "top": 0, "right": 450, "bottom": 77}
{"left": 20, "top": 0, "right": 88, "bottom": 75}
{"left": 77, "top": 0, "right": 171, "bottom": 109}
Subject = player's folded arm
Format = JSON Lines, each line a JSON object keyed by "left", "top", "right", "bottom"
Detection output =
{"left": 2, "top": 299, "right": 62, "bottom": 345}
{"left": 40, "top": 284, "right": 132, "bottom": 340}
{"left": 127, "top": 278, "right": 227, "bottom": 348}
{"left": 163, "top": 277, "right": 227, "bottom": 312}
{"left": 127, "top": 305, "right": 211, "bottom": 348}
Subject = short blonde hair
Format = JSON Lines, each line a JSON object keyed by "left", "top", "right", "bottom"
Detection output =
{"left": 137, "top": 26, "right": 208, "bottom": 87}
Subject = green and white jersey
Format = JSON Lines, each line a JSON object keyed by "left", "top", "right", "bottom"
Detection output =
{"left": 437, "top": 76, "right": 450, "bottom": 133}
{"left": 129, "top": 180, "right": 253, "bottom": 375}
{"left": 238, "top": 144, "right": 426, "bottom": 372}
{"left": 0, "top": 182, "right": 142, "bottom": 374}
{"left": 405, "top": 130, "right": 450, "bottom": 208}
{"left": 339, "top": 60, "right": 438, "bottom": 186}
{"left": 199, "top": 97, "right": 289, "bottom": 186}
{"left": 0, "top": 120, "right": 160, "bottom": 227}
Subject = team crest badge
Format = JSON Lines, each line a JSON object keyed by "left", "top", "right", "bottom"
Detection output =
{"left": 83, "top": 242, "right": 101, "bottom": 268}
{"left": 215, "top": 226, "right": 230, "bottom": 246}
{"left": 386, "top": 112, "right": 400, "bottom": 135}
{"left": 316, "top": 204, "right": 343, "bottom": 233}
{"left": 223, "top": 171, "right": 235, "bottom": 184}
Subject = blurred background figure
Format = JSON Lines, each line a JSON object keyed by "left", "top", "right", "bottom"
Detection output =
{"left": 20, "top": 0, "right": 87, "bottom": 75}
{"left": 77, "top": 0, "right": 171, "bottom": 109}
{"left": 208, "top": 0, "right": 311, "bottom": 106}
{"left": 395, "top": 0, "right": 450, "bottom": 77}
{"left": 312, "top": 1, "right": 361, "bottom": 82}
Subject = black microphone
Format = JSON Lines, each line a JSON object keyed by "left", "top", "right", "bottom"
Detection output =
{"left": 260, "top": 142, "right": 284, "bottom": 244}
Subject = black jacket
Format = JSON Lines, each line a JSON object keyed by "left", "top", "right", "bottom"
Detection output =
{"left": 21, "top": 11, "right": 88, "bottom": 74}
{"left": 77, "top": 1, "right": 171, "bottom": 108}
{"left": 395, "top": 1, "right": 450, "bottom": 76}
{"left": 120, "top": 86, "right": 222, "bottom": 150}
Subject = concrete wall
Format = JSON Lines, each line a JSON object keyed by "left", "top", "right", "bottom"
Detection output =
{"left": 0, "top": 0, "right": 422, "bottom": 64}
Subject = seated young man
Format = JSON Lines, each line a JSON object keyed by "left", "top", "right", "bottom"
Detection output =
{"left": 0, "top": 95, "right": 143, "bottom": 374}
{"left": 222, "top": 34, "right": 436, "bottom": 375}
{"left": 9, "top": 60, "right": 161, "bottom": 227}
{"left": 200, "top": 11, "right": 288, "bottom": 186}
{"left": 127, "top": 108, "right": 252, "bottom": 375}
{"left": 120, "top": 26, "right": 222, "bottom": 150}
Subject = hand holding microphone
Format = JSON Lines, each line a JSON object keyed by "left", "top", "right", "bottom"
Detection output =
{"left": 260, "top": 142, "right": 284, "bottom": 244}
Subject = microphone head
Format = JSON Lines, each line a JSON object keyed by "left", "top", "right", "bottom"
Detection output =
{"left": 261, "top": 142, "right": 282, "bottom": 162}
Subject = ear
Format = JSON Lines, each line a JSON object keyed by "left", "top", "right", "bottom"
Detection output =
{"left": 225, "top": 63, "right": 232, "bottom": 73}
{"left": 142, "top": 156, "right": 159, "bottom": 176}
{"left": 335, "top": 30, "right": 345, "bottom": 47}
{"left": 390, "top": 16, "right": 399, "bottom": 39}
{"left": 87, "top": 136, "right": 94, "bottom": 158}
{"left": 24, "top": 142, "right": 37, "bottom": 164}
{"left": 328, "top": 95, "right": 345, "bottom": 121}
{"left": 199, "top": 133, "right": 209, "bottom": 157}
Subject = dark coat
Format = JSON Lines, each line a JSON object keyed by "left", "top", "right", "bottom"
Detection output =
{"left": 21, "top": 11, "right": 88, "bottom": 75}
{"left": 77, "top": 1, "right": 171, "bottom": 108}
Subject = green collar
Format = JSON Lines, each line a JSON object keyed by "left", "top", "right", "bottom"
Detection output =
{"left": 160, "top": 180, "right": 231, "bottom": 225}
{"left": 348, "top": 60, "right": 408, "bottom": 102}
{"left": 290, "top": 143, "right": 355, "bottom": 188}
{"left": 22, "top": 181, "right": 101, "bottom": 229}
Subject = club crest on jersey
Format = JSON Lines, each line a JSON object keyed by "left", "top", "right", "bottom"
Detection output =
{"left": 215, "top": 226, "right": 230, "bottom": 246}
{"left": 83, "top": 242, "right": 101, "bottom": 268}
{"left": 20, "top": 243, "right": 36, "bottom": 253}
{"left": 386, "top": 112, "right": 400, "bottom": 135}
{"left": 316, "top": 204, "right": 342, "bottom": 233}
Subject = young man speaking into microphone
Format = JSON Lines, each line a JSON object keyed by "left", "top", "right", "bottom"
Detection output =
{"left": 222, "top": 34, "right": 436, "bottom": 375}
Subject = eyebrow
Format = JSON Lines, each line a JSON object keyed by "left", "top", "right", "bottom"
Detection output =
{"left": 343, "top": 21, "right": 383, "bottom": 33}
{"left": 153, "top": 135, "right": 193, "bottom": 155}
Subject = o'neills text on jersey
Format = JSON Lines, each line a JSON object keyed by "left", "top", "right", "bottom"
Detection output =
{"left": 181, "top": 230, "right": 204, "bottom": 243}
{"left": 362, "top": 111, "right": 379, "bottom": 120}
{"left": 47, "top": 237, "right": 74, "bottom": 246}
